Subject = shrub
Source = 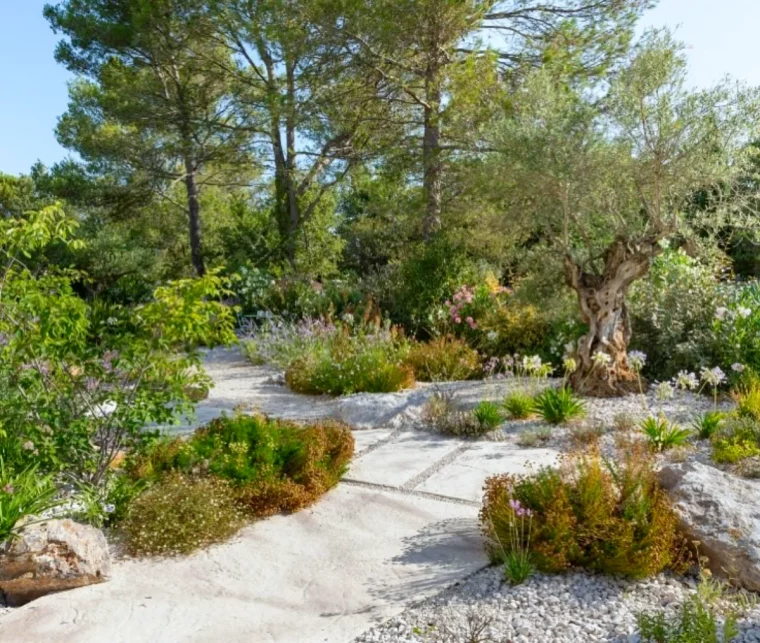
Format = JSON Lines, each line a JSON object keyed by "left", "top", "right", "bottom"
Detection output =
{"left": 241, "top": 317, "right": 337, "bottom": 369}
{"left": 481, "top": 447, "right": 690, "bottom": 578}
{"left": 570, "top": 423, "right": 604, "bottom": 448}
{"left": 284, "top": 325, "right": 414, "bottom": 395}
{"left": 121, "top": 474, "right": 245, "bottom": 556}
{"left": 733, "top": 375, "right": 760, "bottom": 421}
{"left": 473, "top": 401, "right": 504, "bottom": 431}
{"left": 422, "top": 391, "right": 493, "bottom": 437}
{"left": 637, "top": 595, "right": 738, "bottom": 643}
{"left": 712, "top": 417, "right": 760, "bottom": 464}
{"left": 691, "top": 411, "right": 726, "bottom": 440}
{"left": 613, "top": 412, "right": 638, "bottom": 432}
{"left": 503, "top": 391, "right": 535, "bottom": 419}
{"left": 404, "top": 336, "right": 480, "bottom": 382}
{"left": 0, "top": 459, "right": 59, "bottom": 543}
{"left": 533, "top": 387, "right": 586, "bottom": 425}
{"left": 516, "top": 427, "right": 552, "bottom": 447}
{"left": 130, "top": 414, "right": 354, "bottom": 517}
{"left": 0, "top": 206, "right": 236, "bottom": 486}
{"left": 641, "top": 416, "right": 691, "bottom": 452}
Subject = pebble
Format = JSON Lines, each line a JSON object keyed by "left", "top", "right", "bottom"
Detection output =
{"left": 352, "top": 568, "right": 760, "bottom": 643}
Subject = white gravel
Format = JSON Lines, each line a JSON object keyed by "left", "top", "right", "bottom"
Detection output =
{"left": 353, "top": 566, "right": 760, "bottom": 643}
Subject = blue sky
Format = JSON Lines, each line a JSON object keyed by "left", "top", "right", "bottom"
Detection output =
{"left": 1, "top": 0, "right": 760, "bottom": 176}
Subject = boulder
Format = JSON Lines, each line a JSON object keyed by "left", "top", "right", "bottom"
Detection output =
{"left": 659, "top": 461, "right": 760, "bottom": 590}
{"left": 0, "top": 519, "right": 111, "bottom": 606}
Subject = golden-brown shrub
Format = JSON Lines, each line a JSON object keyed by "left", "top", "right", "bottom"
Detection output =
{"left": 404, "top": 336, "right": 481, "bottom": 382}
{"left": 480, "top": 446, "right": 691, "bottom": 578}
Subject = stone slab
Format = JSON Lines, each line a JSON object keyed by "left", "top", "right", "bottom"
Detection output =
{"left": 346, "top": 432, "right": 465, "bottom": 489}
{"left": 352, "top": 429, "right": 396, "bottom": 454}
{"left": 416, "top": 443, "right": 560, "bottom": 502}
{"left": 0, "top": 485, "right": 486, "bottom": 643}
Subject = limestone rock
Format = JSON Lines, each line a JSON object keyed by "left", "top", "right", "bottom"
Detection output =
{"left": 0, "top": 519, "right": 110, "bottom": 606}
{"left": 659, "top": 460, "right": 760, "bottom": 590}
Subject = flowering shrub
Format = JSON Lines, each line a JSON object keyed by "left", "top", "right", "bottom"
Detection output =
{"left": 404, "top": 336, "right": 481, "bottom": 382}
{"left": 481, "top": 446, "right": 691, "bottom": 578}
{"left": 242, "top": 317, "right": 337, "bottom": 368}
{"left": 284, "top": 323, "right": 413, "bottom": 395}
{"left": 0, "top": 206, "right": 236, "bottom": 485}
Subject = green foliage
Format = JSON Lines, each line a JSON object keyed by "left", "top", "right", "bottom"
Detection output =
{"left": 712, "top": 417, "right": 760, "bottom": 464}
{"left": 284, "top": 325, "right": 414, "bottom": 395}
{"left": 637, "top": 595, "right": 738, "bottom": 643}
{"left": 404, "top": 336, "right": 481, "bottom": 382}
{"left": 481, "top": 447, "right": 689, "bottom": 578}
{"left": 130, "top": 414, "right": 354, "bottom": 518}
{"left": 691, "top": 412, "right": 726, "bottom": 441}
{"left": 0, "top": 205, "right": 236, "bottom": 486}
{"left": 473, "top": 401, "right": 504, "bottom": 431}
{"left": 121, "top": 474, "right": 245, "bottom": 557}
{"left": 503, "top": 391, "right": 536, "bottom": 419}
{"left": 0, "top": 459, "right": 59, "bottom": 543}
{"left": 533, "top": 387, "right": 586, "bottom": 425}
{"left": 640, "top": 416, "right": 692, "bottom": 452}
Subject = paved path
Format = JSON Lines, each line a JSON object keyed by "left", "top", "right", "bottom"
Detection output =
{"left": 0, "top": 347, "right": 557, "bottom": 643}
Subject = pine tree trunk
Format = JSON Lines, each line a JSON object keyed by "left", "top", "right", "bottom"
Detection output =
{"left": 183, "top": 161, "right": 205, "bottom": 277}
{"left": 565, "top": 239, "right": 658, "bottom": 397}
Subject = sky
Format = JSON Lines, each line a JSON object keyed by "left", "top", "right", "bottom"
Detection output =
{"left": 1, "top": 0, "right": 760, "bottom": 176}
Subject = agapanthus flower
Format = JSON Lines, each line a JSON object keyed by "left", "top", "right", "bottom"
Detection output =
{"left": 563, "top": 357, "right": 577, "bottom": 373}
{"left": 673, "top": 370, "right": 699, "bottom": 391}
{"left": 522, "top": 355, "right": 543, "bottom": 373}
{"left": 732, "top": 363, "right": 746, "bottom": 373}
{"left": 342, "top": 313, "right": 355, "bottom": 325}
{"left": 715, "top": 307, "right": 728, "bottom": 321}
{"left": 486, "top": 331, "right": 498, "bottom": 342}
{"left": 592, "top": 351, "right": 612, "bottom": 367}
{"left": 737, "top": 307, "right": 752, "bottom": 319}
{"left": 700, "top": 366, "right": 727, "bottom": 387}
{"left": 628, "top": 351, "right": 647, "bottom": 371}
{"left": 655, "top": 381, "right": 675, "bottom": 401}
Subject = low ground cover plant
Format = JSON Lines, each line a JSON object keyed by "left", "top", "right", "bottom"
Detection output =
{"left": 422, "top": 391, "right": 501, "bottom": 437}
{"left": 120, "top": 414, "right": 353, "bottom": 555}
{"left": 692, "top": 412, "right": 726, "bottom": 440}
{"left": 712, "top": 417, "right": 760, "bottom": 464}
{"left": 481, "top": 446, "right": 691, "bottom": 578}
{"left": 472, "top": 401, "right": 504, "bottom": 431}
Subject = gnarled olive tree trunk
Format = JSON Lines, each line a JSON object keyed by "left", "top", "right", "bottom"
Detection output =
{"left": 564, "top": 238, "right": 660, "bottom": 397}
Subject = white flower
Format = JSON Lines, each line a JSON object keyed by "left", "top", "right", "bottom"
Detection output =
{"left": 673, "top": 370, "right": 699, "bottom": 391}
{"left": 655, "top": 381, "right": 675, "bottom": 401}
{"left": 563, "top": 357, "right": 577, "bottom": 373}
{"left": 737, "top": 306, "right": 752, "bottom": 319}
{"left": 522, "top": 355, "right": 543, "bottom": 373}
{"left": 342, "top": 313, "right": 355, "bottom": 325}
{"left": 732, "top": 363, "right": 746, "bottom": 373}
{"left": 700, "top": 366, "right": 727, "bottom": 387}
{"left": 628, "top": 351, "right": 647, "bottom": 371}
{"left": 486, "top": 331, "right": 499, "bottom": 342}
{"left": 715, "top": 307, "right": 728, "bottom": 321}
{"left": 592, "top": 351, "right": 612, "bottom": 367}
{"left": 103, "top": 503, "right": 115, "bottom": 514}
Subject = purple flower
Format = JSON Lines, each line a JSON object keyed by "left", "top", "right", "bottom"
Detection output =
{"left": 85, "top": 377, "right": 100, "bottom": 392}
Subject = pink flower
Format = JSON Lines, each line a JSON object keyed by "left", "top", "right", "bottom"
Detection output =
{"left": 454, "top": 316, "right": 462, "bottom": 324}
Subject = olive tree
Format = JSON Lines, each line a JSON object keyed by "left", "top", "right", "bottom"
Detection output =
{"left": 494, "top": 32, "right": 760, "bottom": 396}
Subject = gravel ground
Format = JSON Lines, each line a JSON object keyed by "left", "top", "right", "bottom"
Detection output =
{"left": 353, "top": 566, "right": 760, "bottom": 643}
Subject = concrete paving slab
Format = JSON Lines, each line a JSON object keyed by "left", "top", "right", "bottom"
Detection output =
{"left": 0, "top": 486, "right": 486, "bottom": 643}
{"left": 352, "top": 429, "right": 396, "bottom": 454}
{"left": 416, "top": 443, "right": 560, "bottom": 502}
{"left": 347, "top": 432, "right": 465, "bottom": 489}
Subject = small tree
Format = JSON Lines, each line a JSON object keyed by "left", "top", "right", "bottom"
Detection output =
{"left": 494, "top": 31, "right": 760, "bottom": 396}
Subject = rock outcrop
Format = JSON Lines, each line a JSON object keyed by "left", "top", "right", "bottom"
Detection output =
{"left": 659, "top": 460, "right": 760, "bottom": 590}
{"left": 0, "top": 519, "right": 111, "bottom": 606}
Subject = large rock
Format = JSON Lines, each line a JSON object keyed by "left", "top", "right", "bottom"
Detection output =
{"left": 659, "top": 461, "right": 760, "bottom": 590}
{"left": 0, "top": 519, "right": 111, "bottom": 606}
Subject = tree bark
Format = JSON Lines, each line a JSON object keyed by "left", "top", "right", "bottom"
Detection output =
{"left": 183, "top": 160, "right": 205, "bottom": 277}
{"left": 421, "top": 11, "right": 443, "bottom": 240}
{"left": 564, "top": 238, "right": 660, "bottom": 397}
